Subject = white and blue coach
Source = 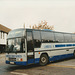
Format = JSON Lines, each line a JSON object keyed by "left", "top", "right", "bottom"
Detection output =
{"left": 5, "top": 29, "right": 75, "bottom": 66}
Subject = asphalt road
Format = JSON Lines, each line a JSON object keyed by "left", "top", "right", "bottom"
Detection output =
{"left": 0, "top": 54, "right": 75, "bottom": 75}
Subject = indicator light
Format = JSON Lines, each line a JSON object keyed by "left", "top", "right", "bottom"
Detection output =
{"left": 20, "top": 58, "right": 23, "bottom": 61}
{"left": 39, "top": 52, "right": 40, "bottom": 54}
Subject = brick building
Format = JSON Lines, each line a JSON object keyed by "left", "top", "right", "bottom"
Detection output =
{"left": 0, "top": 24, "right": 11, "bottom": 52}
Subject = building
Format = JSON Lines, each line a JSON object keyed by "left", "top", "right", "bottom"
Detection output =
{"left": 0, "top": 24, "right": 11, "bottom": 53}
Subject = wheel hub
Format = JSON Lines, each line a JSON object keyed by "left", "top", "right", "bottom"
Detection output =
{"left": 41, "top": 57, "right": 46, "bottom": 63}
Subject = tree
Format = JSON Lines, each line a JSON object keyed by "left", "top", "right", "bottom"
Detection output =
{"left": 74, "top": 32, "right": 75, "bottom": 34}
{"left": 30, "top": 20, "right": 54, "bottom": 30}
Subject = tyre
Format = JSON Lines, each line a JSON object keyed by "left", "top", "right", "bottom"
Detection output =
{"left": 39, "top": 54, "right": 49, "bottom": 66}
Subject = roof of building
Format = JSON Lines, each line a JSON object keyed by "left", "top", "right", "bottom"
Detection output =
{"left": 0, "top": 24, "right": 11, "bottom": 33}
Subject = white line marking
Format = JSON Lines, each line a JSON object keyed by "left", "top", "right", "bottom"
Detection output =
{"left": 11, "top": 72, "right": 28, "bottom": 75}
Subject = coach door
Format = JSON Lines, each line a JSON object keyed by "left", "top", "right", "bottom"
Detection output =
{"left": 27, "top": 31, "right": 34, "bottom": 64}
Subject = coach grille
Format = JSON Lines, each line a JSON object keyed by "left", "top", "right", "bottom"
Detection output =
{"left": 9, "top": 58, "right": 16, "bottom": 61}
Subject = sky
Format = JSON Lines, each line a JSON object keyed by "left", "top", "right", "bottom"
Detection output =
{"left": 0, "top": 0, "right": 75, "bottom": 33}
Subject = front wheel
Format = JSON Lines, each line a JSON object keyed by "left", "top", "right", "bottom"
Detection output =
{"left": 39, "top": 54, "right": 49, "bottom": 66}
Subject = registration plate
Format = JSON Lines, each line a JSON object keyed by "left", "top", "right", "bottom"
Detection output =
{"left": 10, "top": 62, "right": 14, "bottom": 64}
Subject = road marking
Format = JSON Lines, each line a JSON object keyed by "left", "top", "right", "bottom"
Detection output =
{"left": 47, "top": 64, "right": 75, "bottom": 69}
{"left": 11, "top": 72, "right": 28, "bottom": 75}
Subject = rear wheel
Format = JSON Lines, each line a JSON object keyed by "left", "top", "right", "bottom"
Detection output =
{"left": 39, "top": 54, "right": 49, "bottom": 66}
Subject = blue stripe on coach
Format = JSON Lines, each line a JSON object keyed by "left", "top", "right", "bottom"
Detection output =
{"left": 49, "top": 53, "right": 74, "bottom": 61}
{"left": 55, "top": 44, "right": 75, "bottom": 47}
{"left": 55, "top": 44, "right": 65, "bottom": 47}
{"left": 6, "top": 61, "right": 27, "bottom": 65}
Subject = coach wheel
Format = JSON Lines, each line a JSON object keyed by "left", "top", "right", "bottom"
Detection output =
{"left": 39, "top": 54, "right": 48, "bottom": 66}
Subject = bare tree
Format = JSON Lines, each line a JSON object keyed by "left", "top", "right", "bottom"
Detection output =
{"left": 30, "top": 20, "right": 54, "bottom": 30}
{"left": 74, "top": 32, "right": 75, "bottom": 34}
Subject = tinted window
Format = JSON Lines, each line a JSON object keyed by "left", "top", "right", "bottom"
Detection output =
{"left": 8, "top": 29, "right": 24, "bottom": 38}
{"left": 41, "top": 31, "right": 55, "bottom": 43}
{"left": 54, "top": 33, "right": 64, "bottom": 43}
{"left": 27, "top": 32, "right": 34, "bottom": 52}
{"left": 72, "top": 34, "right": 75, "bottom": 42}
{"left": 33, "top": 31, "right": 41, "bottom": 48}
{"left": 64, "top": 34, "right": 72, "bottom": 42}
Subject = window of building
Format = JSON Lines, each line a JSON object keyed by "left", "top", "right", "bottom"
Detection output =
{"left": 41, "top": 31, "right": 55, "bottom": 43}
{"left": 3, "top": 32, "right": 4, "bottom": 39}
{"left": 54, "top": 32, "right": 64, "bottom": 43}
{"left": 33, "top": 31, "right": 41, "bottom": 48}
{"left": 0, "top": 32, "right": 1, "bottom": 39}
{"left": 1, "top": 32, "right": 2, "bottom": 39}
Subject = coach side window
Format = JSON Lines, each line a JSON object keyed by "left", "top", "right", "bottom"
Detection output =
{"left": 64, "top": 34, "right": 72, "bottom": 42}
{"left": 33, "top": 31, "right": 41, "bottom": 48}
{"left": 72, "top": 34, "right": 75, "bottom": 42}
{"left": 41, "top": 31, "right": 55, "bottom": 43}
{"left": 54, "top": 33, "right": 64, "bottom": 43}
